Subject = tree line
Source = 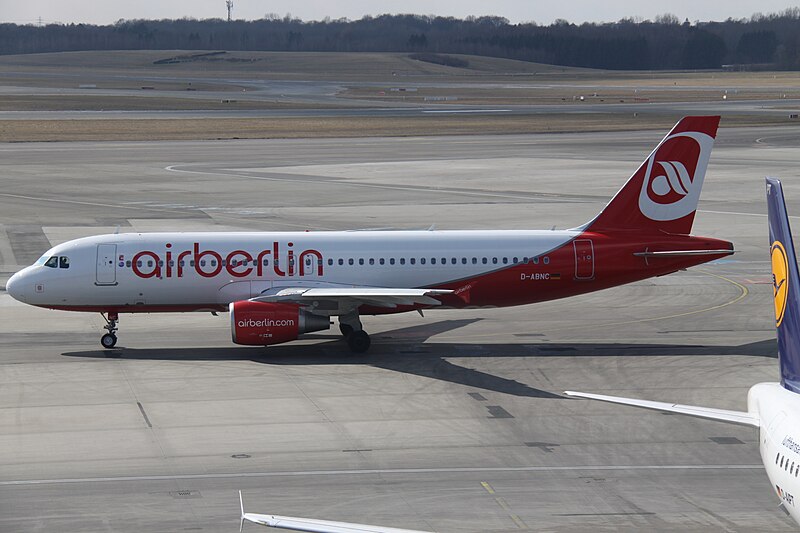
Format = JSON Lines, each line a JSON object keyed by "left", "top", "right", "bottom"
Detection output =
{"left": 1, "top": 9, "right": 800, "bottom": 70}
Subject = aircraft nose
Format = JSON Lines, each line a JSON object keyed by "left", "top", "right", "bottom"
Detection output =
{"left": 5, "top": 270, "right": 26, "bottom": 302}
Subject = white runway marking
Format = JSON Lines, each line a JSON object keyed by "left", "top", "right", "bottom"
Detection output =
{"left": 698, "top": 209, "right": 800, "bottom": 219}
{"left": 0, "top": 464, "right": 763, "bottom": 486}
{"left": 422, "top": 109, "right": 512, "bottom": 114}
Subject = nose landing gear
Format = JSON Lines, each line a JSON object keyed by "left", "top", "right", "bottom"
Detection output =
{"left": 101, "top": 312, "right": 119, "bottom": 348}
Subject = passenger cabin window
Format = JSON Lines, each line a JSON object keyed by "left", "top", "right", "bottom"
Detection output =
{"left": 59, "top": 256, "right": 70, "bottom": 269}
{"left": 44, "top": 256, "right": 59, "bottom": 268}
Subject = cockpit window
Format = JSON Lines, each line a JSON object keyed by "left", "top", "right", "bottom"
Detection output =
{"left": 34, "top": 254, "right": 49, "bottom": 266}
{"left": 44, "top": 256, "right": 58, "bottom": 268}
{"left": 59, "top": 256, "right": 70, "bottom": 269}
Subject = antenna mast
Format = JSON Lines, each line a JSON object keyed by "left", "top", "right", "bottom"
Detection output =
{"left": 226, "top": 1, "right": 233, "bottom": 22}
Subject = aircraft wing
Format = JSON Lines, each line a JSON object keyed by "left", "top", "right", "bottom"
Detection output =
{"left": 564, "top": 391, "right": 760, "bottom": 428}
{"left": 250, "top": 287, "right": 453, "bottom": 309}
{"left": 240, "top": 492, "right": 433, "bottom": 533}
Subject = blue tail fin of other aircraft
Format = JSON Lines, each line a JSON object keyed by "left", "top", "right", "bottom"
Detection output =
{"left": 766, "top": 177, "right": 800, "bottom": 393}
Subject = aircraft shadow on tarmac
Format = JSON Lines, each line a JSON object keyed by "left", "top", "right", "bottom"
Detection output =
{"left": 62, "top": 319, "right": 777, "bottom": 399}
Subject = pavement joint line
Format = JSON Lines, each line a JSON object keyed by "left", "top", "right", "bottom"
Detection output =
{"left": 0, "top": 465, "right": 764, "bottom": 486}
{"left": 0, "top": 191, "right": 310, "bottom": 230}
{"left": 136, "top": 401, "right": 153, "bottom": 429}
{"left": 164, "top": 164, "right": 574, "bottom": 204}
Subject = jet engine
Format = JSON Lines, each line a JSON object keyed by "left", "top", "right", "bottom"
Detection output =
{"left": 229, "top": 301, "right": 330, "bottom": 346}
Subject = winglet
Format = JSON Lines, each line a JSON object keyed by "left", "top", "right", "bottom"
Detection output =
{"left": 766, "top": 178, "right": 800, "bottom": 394}
{"left": 239, "top": 491, "right": 245, "bottom": 533}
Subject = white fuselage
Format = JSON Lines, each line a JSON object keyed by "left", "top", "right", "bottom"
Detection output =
{"left": 8, "top": 230, "right": 576, "bottom": 311}
{"left": 749, "top": 382, "right": 800, "bottom": 521}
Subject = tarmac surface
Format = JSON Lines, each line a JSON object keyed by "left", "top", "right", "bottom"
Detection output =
{"left": 1, "top": 125, "right": 799, "bottom": 532}
{"left": 0, "top": 97, "right": 797, "bottom": 120}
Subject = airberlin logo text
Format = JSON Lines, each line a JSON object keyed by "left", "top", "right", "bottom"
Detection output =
{"left": 131, "top": 242, "right": 323, "bottom": 279}
{"left": 238, "top": 318, "right": 295, "bottom": 328}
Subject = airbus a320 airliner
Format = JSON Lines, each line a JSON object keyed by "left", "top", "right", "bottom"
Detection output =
{"left": 6, "top": 116, "right": 733, "bottom": 352}
{"left": 567, "top": 178, "right": 800, "bottom": 525}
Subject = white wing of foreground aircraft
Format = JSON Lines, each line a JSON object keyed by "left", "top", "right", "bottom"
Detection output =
{"left": 6, "top": 117, "right": 733, "bottom": 352}
{"left": 567, "top": 177, "right": 800, "bottom": 525}
{"left": 239, "top": 491, "right": 433, "bottom": 533}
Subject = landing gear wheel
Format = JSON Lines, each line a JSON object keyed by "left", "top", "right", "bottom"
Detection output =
{"left": 101, "top": 333, "right": 118, "bottom": 349}
{"left": 339, "top": 323, "right": 354, "bottom": 337}
{"left": 347, "top": 330, "right": 371, "bottom": 353}
{"left": 101, "top": 312, "right": 119, "bottom": 349}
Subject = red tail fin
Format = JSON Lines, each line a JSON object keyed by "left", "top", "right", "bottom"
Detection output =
{"left": 586, "top": 116, "right": 720, "bottom": 235}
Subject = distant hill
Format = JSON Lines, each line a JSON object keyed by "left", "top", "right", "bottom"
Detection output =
{"left": 0, "top": 50, "right": 591, "bottom": 80}
{"left": 1, "top": 10, "right": 799, "bottom": 70}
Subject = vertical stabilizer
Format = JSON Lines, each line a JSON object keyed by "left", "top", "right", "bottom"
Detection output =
{"left": 766, "top": 178, "right": 800, "bottom": 393}
{"left": 587, "top": 116, "right": 720, "bottom": 235}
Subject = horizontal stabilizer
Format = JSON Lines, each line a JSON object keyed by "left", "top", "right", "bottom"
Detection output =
{"left": 564, "top": 391, "right": 759, "bottom": 427}
{"left": 633, "top": 249, "right": 734, "bottom": 258}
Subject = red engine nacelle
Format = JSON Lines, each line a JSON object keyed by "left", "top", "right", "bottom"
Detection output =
{"left": 229, "top": 301, "right": 330, "bottom": 346}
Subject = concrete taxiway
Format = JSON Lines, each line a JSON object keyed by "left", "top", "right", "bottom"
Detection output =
{"left": 0, "top": 126, "right": 799, "bottom": 531}
{"left": 0, "top": 98, "right": 797, "bottom": 120}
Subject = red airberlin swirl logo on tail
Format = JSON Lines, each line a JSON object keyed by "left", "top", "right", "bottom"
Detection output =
{"left": 638, "top": 131, "right": 714, "bottom": 222}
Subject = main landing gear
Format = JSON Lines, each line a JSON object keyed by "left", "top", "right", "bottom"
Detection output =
{"left": 339, "top": 312, "right": 370, "bottom": 354}
{"left": 101, "top": 312, "right": 119, "bottom": 349}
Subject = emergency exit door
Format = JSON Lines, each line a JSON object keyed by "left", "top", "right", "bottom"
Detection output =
{"left": 573, "top": 239, "right": 595, "bottom": 280}
{"left": 96, "top": 244, "right": 117, "bottom": 285}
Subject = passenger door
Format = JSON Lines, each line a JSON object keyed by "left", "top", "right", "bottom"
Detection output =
{"left": 96, "top": 244, "right": 117, "bottom": 285}
{"left": 573, "top": 239, "right": 595, "bottom": 280}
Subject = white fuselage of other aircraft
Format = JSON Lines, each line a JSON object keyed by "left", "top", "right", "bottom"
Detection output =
{"left": 750, "top": 383, "right": 800, "bottom": 520}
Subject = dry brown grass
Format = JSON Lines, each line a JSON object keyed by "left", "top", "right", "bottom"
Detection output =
{"left": 342, "top": 85, "right": 800, "bottom": 106}
{"left": 0, "top": 113, "right": 791, "bottom": 143}
{"left": 0, "top": 95, "right": 338, "bottom": 111}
